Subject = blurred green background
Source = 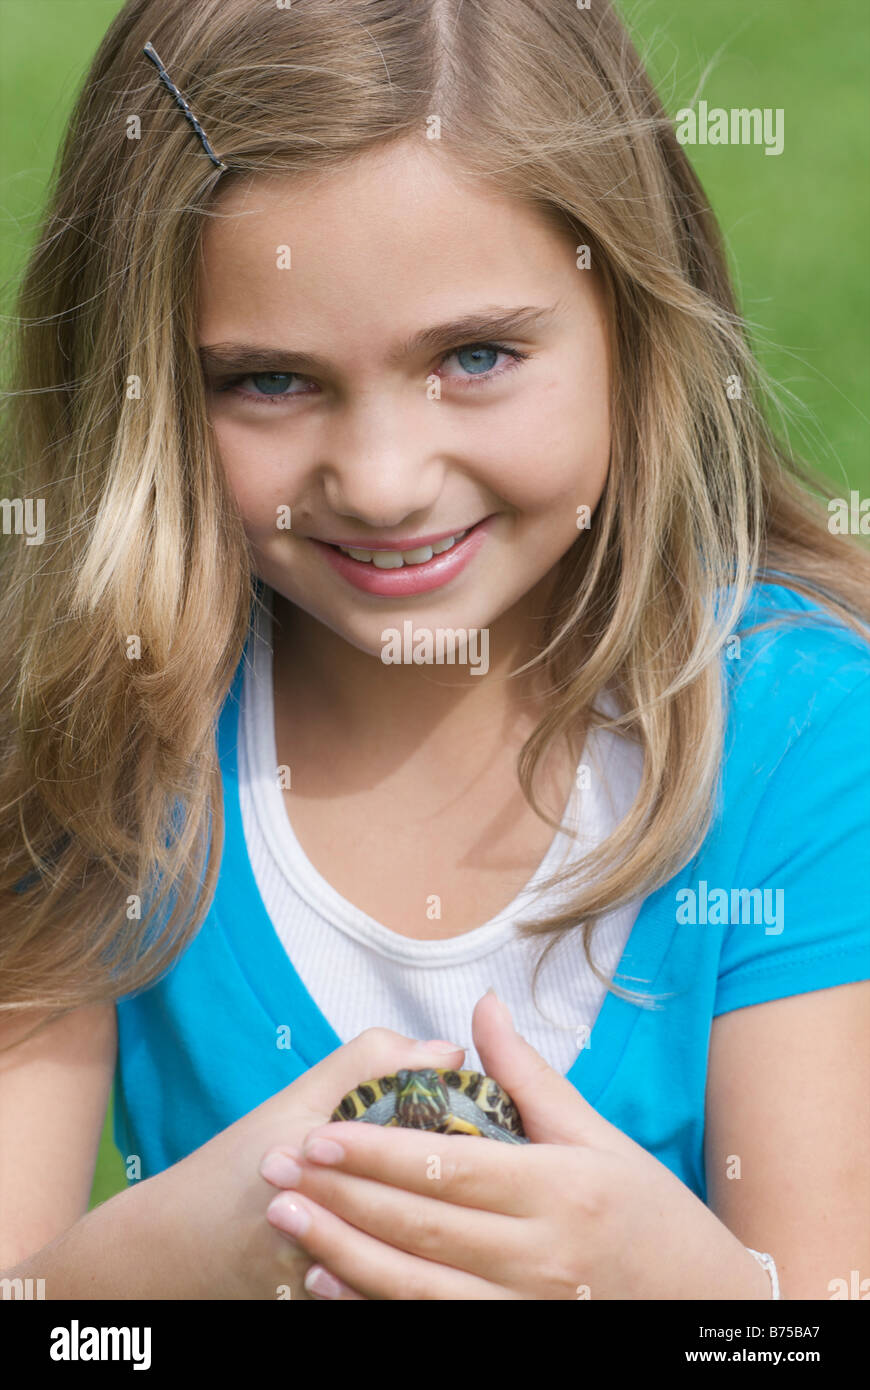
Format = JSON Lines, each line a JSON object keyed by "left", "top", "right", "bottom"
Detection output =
{"left": 0, "top": 0, "right": 867, "bottom": 1212}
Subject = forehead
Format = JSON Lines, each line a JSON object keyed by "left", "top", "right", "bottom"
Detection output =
{"left": 196, "top": 140, "right": 580, "bottom": 342}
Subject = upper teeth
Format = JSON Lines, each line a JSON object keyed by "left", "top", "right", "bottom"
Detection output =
{"left": 338, "top": 529, "right": 468, "bottom": 567}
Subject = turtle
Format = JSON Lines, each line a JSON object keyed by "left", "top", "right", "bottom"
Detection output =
{"left": 330, "top": 1067, "right": 530, "bottom": 1144}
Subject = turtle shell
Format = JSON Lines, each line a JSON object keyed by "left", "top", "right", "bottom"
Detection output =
{"left": 330, "top": 1068, "right": 529, "bottom": 1144}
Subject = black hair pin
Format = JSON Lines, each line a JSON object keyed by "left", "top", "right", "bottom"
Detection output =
{"left": 143, "top": 40, "right": 226, "bottom": 171}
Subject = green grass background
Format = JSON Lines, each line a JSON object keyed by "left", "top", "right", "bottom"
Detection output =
{"left": 0, "top": 0, "right": 867, "bottom": 1212}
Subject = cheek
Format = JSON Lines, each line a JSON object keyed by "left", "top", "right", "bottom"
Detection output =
{"left": 483, "top": 371, "right": 610, "bottom": 513}
{"left": 213, "top": 418, "right": 301, "bottom": 534}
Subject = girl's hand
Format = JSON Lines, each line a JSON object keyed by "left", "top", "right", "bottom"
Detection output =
{"left": 261, "top": 991, "right": 770, "bottom": 1300}
{"left": 154, "top": 1028, "right": 467, "bottom": 1299}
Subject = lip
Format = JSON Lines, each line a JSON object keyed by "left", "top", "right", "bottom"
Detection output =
{"left": 317, "top": 523, "right": 475, "bottom": 551}
{"left": 311, "top": 516, "right": 493, "bottom": 596}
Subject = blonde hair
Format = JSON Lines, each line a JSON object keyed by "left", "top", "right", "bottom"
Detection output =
{"left": 2, "top": 0, "right": 868, "bottom": 1047}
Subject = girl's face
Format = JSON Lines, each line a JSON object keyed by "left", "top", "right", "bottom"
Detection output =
{"left": 197, "top": 141, "right": 611, "bottom": 664}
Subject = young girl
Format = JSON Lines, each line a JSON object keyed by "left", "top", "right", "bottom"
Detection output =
{"left": 1, "top": 0, "right": 868, "bottom": 1302}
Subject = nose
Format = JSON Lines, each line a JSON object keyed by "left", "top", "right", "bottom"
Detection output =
{"left": 317, "top": 392, "right": 447, "bottom": 530}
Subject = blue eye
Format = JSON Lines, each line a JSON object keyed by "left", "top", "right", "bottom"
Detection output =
{"left": 215, "top": 371, "right": 312, "bottom": 405}
{"left": 245, "top": 369, "right": 307, "bottom": 397}
{"left": 440, "top": 341, "right": 530, "bottom": 385}
{"left": 456, "top": 345, "right": 499, "bottom": 374}
{"left": 214, "top": 340, "right": 529, "bottom": 406}
{"left": 248, "top": 373, "right": 297, "bottom": 396}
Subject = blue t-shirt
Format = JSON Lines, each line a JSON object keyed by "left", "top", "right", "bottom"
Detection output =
{"left": 113, "top": 581, "right": 870, "bottom": 1203}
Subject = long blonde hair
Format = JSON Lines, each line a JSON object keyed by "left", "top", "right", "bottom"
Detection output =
{"left": 2, "top": 0, "right": 868, "bottom": 1047}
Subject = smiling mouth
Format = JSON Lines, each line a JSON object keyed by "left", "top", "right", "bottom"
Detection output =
{"left": 323, "top": 522, "right": 481, "bottom": 568}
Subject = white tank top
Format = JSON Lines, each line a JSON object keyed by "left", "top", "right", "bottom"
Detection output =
{"left": 237, "top": 588, "right": 644, "bottom": 1074}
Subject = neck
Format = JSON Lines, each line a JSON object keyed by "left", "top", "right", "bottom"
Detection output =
{"left": 270, "top": 575, "right": 561, "bottom": 749}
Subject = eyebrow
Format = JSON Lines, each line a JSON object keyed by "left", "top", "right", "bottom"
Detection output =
{"left": 198, "top": 303, "right": 559, "bottom": 377}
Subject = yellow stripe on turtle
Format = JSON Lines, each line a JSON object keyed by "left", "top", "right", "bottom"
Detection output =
{"left": 330, "top": 1067, "right": 529, "bottom": 1143}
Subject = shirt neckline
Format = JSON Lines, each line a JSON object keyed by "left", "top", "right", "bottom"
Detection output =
{"left": 214, "top": 609, "right": 684, "bottom": 1102}
{"left": 243, "top": 585, "right": 619, "bottom": 965}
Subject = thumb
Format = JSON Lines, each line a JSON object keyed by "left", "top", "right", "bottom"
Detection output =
{"left": 472, "top": 990, "right": 628, "bottom": 1150}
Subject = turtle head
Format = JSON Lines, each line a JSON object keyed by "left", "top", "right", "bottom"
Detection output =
{"left": 395, "top": 1069, "right": 451, "bottom": 1130}
{"left": 396, "top": 1067, "right": 440, "bottom": 1088}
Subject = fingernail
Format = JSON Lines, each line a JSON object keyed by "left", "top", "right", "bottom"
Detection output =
{"left": 267, "top": 1194, "right": 311, "bottom": 1237}
{"left": 260, "top": 1151, "right": 303, "bottom": 1186}
{"left": 417, "top": 1039, "right": 466, "bottom": 1054}
{"left": 484, "top": 988, "right": 513, "bottom": 1027}
{"left": 303, "top": 1136, "right": 345, "bottom": 1164}
{"left": 304, "top": 1265, "right": 343, "bottom": 1299}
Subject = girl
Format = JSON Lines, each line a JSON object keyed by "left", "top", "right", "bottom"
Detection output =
{"left": 1, "top": 0, "right": 868, "bottom": 1302}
